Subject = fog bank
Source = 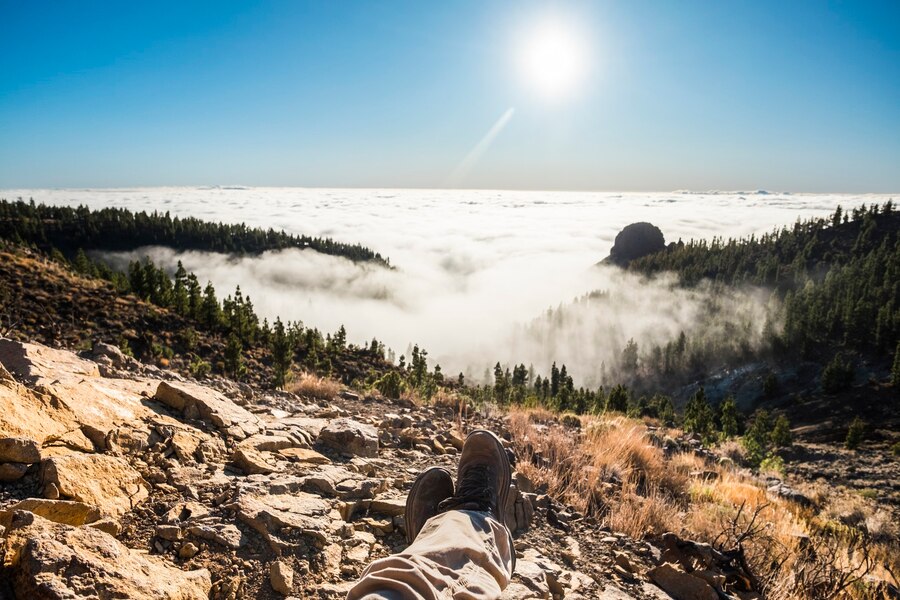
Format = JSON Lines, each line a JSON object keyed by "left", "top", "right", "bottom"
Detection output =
{"left": 15, "top": 187, "right": 885, "bottom": 382}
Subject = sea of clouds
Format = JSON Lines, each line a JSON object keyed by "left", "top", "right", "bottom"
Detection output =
{"left": 2, "top": 187, "right": 891, "bottom": 383}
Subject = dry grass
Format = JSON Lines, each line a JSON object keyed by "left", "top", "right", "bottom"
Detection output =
{"left": 286, "top": 372, "right": 342, "bottom": 400}
{"left": 505, "top": 407, "right": 899, "bottom": 599}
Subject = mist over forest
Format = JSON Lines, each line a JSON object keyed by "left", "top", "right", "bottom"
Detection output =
{"left": 51, "top": 186, "right": 884, "bottom": 385}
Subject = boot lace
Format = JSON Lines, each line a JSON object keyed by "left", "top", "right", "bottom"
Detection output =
{"left": 437, "top": 464, "right": 496, "bottom": 514}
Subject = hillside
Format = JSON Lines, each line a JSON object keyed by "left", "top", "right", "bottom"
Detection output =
{"left": 0, "top": 203, "right": 899, "bottom": 598}
{"left": 0, "top": 198, "right": 390, "bottom": 266}
{"left": 1, "top": 339, "right": 895, "bottom": 599}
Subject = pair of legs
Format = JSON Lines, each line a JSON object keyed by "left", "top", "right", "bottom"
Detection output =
{"left": 347, "top": 430, "right": 515, "bottom": 600}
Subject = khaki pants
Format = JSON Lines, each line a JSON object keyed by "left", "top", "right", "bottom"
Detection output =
{"left": 347, "top": 510, "right": 514, "bottom": 600}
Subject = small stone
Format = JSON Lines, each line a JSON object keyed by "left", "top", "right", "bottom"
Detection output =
{"left": 179, "top": 542, "right": 200, "bottom": 559}
{"left": 269, "top": 560, "right": 294, "bottom": 595}
{"left": 156, "top": 524, "right": 183, "bottom": 541}
{"left": 43, "top": 482, "right": 60, "bottom": 499}
{"left": 614, "top": 552, "right": 634, "bottom": 573}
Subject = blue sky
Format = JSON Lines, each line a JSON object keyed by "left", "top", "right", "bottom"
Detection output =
{"left": 1, "top": 1, "right": 898, "bottom": 191}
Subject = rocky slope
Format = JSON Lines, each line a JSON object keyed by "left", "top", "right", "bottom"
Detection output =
{"left": 0, "top": 338, "right": 764, "bottom": 599}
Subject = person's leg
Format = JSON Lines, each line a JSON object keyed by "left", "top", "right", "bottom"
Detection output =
{"left": 347, "top": 430, "right": 515, "bottom": 600}
{"left": 346, "top": 509, "right": 513, "bottom": 600}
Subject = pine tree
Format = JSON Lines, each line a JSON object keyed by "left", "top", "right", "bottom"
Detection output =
{"left": 224, "top": 333, "right": 245, "bottom": 379}
{"left": 771, "top": 415, "right": 792, "bottom": 447}
{"left": 683, "top": 387, "right": 713, "bottom": 440}
{"left": 621, "top": 338, "right": 639, "bottom": 375}
{"left": 200, "top": 282, "right": 222, "bottom": 330}
{"left": 605, "top": 384, "right": 629, "bottom": 413}
{"left": 743, "top": 409, "right": 772, "bottom": 467}
{"left": 892, "top": 340, "right": 900, "bottom": 388}
{"left": 719, "top": 395, "right": 742, "bottom": 438}
{"left": 172, "top": 261, "right": 189, "bottom": 315}
{"left": 270, "top": 317, "right": 292, "bottom": 389}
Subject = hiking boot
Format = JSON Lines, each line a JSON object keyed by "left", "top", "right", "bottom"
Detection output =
{"left": 405, "top": 466, "right": 454, "bottom": 544}
{"left": 437, "top": 429, "right": 512, "bottom": 528}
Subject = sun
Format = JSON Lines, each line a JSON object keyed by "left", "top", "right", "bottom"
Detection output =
{"left": 516, "top": 15, "right": 589, "bottom": 103}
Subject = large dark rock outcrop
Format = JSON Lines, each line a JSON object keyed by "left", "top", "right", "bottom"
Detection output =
{"left": 603, "top": 222, "right": 666, "bottom": 267}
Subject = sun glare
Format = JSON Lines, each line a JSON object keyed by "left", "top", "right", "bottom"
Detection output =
{"left": 517, "top": 15, "right": 589, "bottom": 103}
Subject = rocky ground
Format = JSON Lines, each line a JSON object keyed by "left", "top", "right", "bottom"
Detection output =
{"left": 0, "top": 338, "right": 762, "bottom": 599}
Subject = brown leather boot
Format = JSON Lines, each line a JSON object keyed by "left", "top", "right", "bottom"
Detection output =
{"left": 437, "top": 429, "right": 512, "bottom": 529}
{"left": 404, "top": 466, "right": 454, "bottom": 544}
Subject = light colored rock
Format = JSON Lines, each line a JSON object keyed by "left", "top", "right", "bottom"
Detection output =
{"left": 317, "top": 418, "right": 378, "bottom": 457}
{"left": 0, "top": 340, "right": 160, "bottom": 442}
{"left": 186, "top": 523, "right": 244, "bottom": 549}
{"left": 0, "top": 378, "right": 75, "bottom": 442}
{"left": 269, "top": 560, "right": 294, "bottom": 595}
{"left": 278, "top": 447, "right": 331, "bottom": 464}
{"left": 2, "top": 511, "right": 211, "bottom": 599}
{"left": 179, "top": 542, "right": 200, "bottom": 559}
{"left": 322, "top": 542, "right": 343, "bottom": 576}
{"left": 498, "top": 582, "right": 542, "bottom": 599}
{"left": 302, "top": 464, "right": 384, "bottom": 499}
{"left": 0, "top": 499, "right": 100, "bottom": 528}
{"left": 232, "top": 446, "right": 278, "bottom": 475}
{"left": 370, "top": 496, "right": 406, "bottom": 517}
{"left": 233, "top": 491, "right": 332, "bottom": 546}
{"left": 0, "top": 437, "right": 41, "bottom": 463}
{"left": 648, "top": 563, "right": 718, "bottom": 600}
{"left": 171, "top": 430, "right": 202, "bottom": 462}
{"left": 155, "top": 381, "right": 261, "bottom": 439}
{"left": 0, "top": 462, "right": 28, "bottom": 481}
{"left": 0, "top": 339, "right": 100, "bottom": 381}
{"left": 41, "top": 454, "right": 149, "bottom": 517}
{"left": 156, "top": 524, "right": 183, "bottom": 541}
{"left": 88, "top": 517, "right": 121, "bottom": 536}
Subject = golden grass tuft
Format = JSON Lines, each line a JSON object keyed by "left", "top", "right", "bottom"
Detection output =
{"left": 505, "top": 406, "right": 899, "bottom": 598}
{"left": 286, "top": 372, "right": 342, "bottom": 400}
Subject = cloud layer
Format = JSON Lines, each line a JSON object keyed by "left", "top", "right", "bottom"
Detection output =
{"left": 7, "top": 187, "right": 888, "bottom": 383}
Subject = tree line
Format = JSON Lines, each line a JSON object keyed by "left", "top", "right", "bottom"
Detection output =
{"left": 0, "top": 198, "right": 389, "bottom": 266}
{"left": 630, "top": 201, "right": 900, "bottom": 364}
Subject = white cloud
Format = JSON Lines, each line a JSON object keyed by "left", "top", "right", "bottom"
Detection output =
{"left": 8, "top": 187, "right": 888, "bottom": 383}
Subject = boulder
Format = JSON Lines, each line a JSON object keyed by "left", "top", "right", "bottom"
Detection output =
{"left": 40, "top": 454, "right": 149, "bottom": 517}
{"left": 0, "top": 341, "right": 161, "bottom": 448}
{"left": 604, "top": 222, "right": 666, "bottom": 266}
{"left": 232, "top": 446, "right": 278, "bottom": 475}
{"left": 233, "top": 491, "right": 332, "bottom": 547}
{"left": 317, "top": 418, "right": 378, "bottom": 457}
{"left": 0, "top": 499, "right": 101, "bottom": 528}
{"left": 155, "top": 381, "right": 261, "bottom": 439}
{"left": 0, "top": 437, "right": 41, "bottom": 463}
{"left": 2, "top": 511, "right": 211, "bottom": 599}
{"left": 648, "top": 563, "right": 718, "bottom": 600}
